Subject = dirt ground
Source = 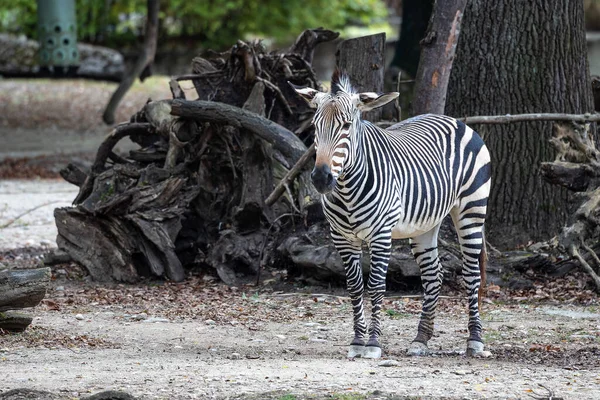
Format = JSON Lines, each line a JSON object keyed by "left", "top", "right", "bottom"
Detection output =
{"left": 0, "top": 79, "right": 599, "bottom": 400}
{"left": 0, "top": 257, "right": 599, "bottom": 400}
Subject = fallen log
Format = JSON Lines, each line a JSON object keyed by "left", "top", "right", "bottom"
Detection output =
{"left": 0, "top": 268, "right": 51, "bottom": 312}
{"left": 0, "top": 312, "right": 33, "bottom": 333}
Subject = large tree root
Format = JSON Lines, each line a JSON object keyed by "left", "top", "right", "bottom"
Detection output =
{"left": 540, "top": 123, "right": 600, "bottom": 292}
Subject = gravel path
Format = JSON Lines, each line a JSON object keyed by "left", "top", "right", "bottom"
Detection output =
{"left": 0, "top": 180, "right": 78, "bottom": 250}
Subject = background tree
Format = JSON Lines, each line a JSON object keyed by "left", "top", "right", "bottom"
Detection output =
{"left": 445, "top": 0, "right": 595, "bottom": 247}
{"left": 0, "top": 0, "right": 388, "bottom": 50}
{"left": 388, "top": 0, "right": 433, "bottom": 78}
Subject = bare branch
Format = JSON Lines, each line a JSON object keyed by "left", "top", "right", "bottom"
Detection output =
{"left": 571, "top": 245, "right": 600, "bottom": 292}
{"left": 102, "top": 0, "right": 160, "bottom": 124}
{"left": 170, "top": 99, "right": 307, "bottom": 164}
{"left": 1, "top": 201, "right": 64, "bottom": 229}
{"left": 265, "top": 143, "right": 316, "bottom": 206}
{"left": 461, "top": 113, "right": 600, "bottom": 125}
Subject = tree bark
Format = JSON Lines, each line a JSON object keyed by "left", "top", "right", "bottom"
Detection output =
{"left": 102, "top": 0, "right": 159, "bottom": 124}
{"left": 0, "top": 268, "right": 51, "bottom": 312}
{"left": 446, "top": 0, "right": 595, "bottom": 247}
{"left": 336, "top": 33, "right": 387, "bottom": 122}
{"left": 412, "top": 0, "right": 468, "bottom": 115}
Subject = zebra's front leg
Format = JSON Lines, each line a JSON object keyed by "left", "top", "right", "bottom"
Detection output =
{"left": 332, "top": 232, "right": 368, "bottom": 358}
{"left": 363, "top": 233, "right": 392, "bottom": 359}
{"left": 407, "top": 224, "right": 443, "bottom": 356}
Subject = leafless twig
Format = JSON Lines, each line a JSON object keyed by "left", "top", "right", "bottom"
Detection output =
{"left": 1, "top": 201, "right": 64, "bottom": 229}
{"left": 527, "top": 383, "right": 561, "bottom": 400}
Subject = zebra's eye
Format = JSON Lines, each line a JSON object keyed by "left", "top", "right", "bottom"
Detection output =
{"left": 342, "top": 122, "right": 351, "bottom": 130}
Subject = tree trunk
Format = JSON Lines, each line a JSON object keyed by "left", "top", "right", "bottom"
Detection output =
{"left": 336, "top": 33, "right": 386, "bottom": 122}
{"left": 412, "top": 0, "right": 468, "bottom": 116}
{"left": 446, "top": 0, "right": 594, "bottom": 247}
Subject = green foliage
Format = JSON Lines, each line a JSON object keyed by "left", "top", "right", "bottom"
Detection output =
{"left": 330, "top": 393, "right": 367, "bottom": 400}
{"left": 384, "top": 309, "right": 409, "bottom": 319}
{"left": 277, "top": 395, "right": 298, "bottom": 400}
{"left": 0, "top": 0, "right": 388, "bottom": 50}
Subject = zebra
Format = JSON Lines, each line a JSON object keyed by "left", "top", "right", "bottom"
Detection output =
{"left": 290, "top": 70, "right": 491, "bottom": 359}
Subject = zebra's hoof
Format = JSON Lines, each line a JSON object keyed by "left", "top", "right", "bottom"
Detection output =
{"left": 466, "top": 340, "right": 487, "bottom": 357}
{"left": 363, "top": 346, "right": 382, "bottom": 359}
{"left": 407, "top": 341, "right": 429, "bottom": 356}
{"left": 347, "top": 345, "right": 365, "bottom": 358}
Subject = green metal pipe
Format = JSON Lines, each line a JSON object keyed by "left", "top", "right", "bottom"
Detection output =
{"left": 37, "top": 0, "right": 79, "bottom": 69}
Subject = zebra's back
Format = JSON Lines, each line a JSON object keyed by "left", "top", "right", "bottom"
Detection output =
{"left": 360, "top": 114, "right": 490, "bottom": 239}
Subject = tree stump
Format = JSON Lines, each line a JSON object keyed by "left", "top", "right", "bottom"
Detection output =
{"left": 335, "top": 33, "right": 387, "bottom": 122}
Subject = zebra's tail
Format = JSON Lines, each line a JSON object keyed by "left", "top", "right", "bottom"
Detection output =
{"left": 478, "top": 227, "right": 488, "bottom": 309}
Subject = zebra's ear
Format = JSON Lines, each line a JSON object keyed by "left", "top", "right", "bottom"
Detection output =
{"left": 356, "top": 92, "right": 399, "bottom": 112}
{"left": 289, "top": 82, "right": 321, "bottom": 108}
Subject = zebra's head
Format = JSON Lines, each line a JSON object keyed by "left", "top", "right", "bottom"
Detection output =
{"left": 290, "top": 70, "right": 399, "bottom": 194}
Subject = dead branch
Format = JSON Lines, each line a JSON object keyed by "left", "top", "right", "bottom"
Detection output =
{"left": 288, "top": 28, "right": 340, "bottom": 64}
{"left": 265, "top": 143, "right": 316, "bottom": 206}
{"left": 102, "top": 0, "right": 159, "bottom": 124}
{"left": 461, "top": 113, "right": 600, "bottom": 125}
{"left": 0, "top": 201, "right": 63, "bottom": 229}
{"left": 170, "top": 99, "right": 307, "bottom": 164}
{"left": 570, "top": 245, "right": 600, "bottom": 292}
{"left": 169, "top": 79, "right": 186, "bottom": 99}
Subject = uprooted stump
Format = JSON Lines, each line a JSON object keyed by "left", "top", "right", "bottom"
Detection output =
{"left": 56, "top": 29, "right": 339, "bottom": 284}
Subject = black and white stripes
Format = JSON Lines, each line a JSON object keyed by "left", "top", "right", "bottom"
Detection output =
{"left": 292, "top": 71, "right": 491, "bottom": 358}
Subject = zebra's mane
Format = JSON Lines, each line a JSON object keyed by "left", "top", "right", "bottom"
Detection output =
{"left": 331, "top": 68, "right": 355, "bottom": 95}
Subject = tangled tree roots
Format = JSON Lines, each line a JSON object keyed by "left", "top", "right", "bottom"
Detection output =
{"left": 541, "top": 122, "right": 600, "bottom": 292}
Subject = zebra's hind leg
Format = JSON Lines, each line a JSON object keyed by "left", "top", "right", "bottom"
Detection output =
{"left": 407, "top": 224, "right": 443, "bottom": 356}
{"left": 332, "top": 232, "right": 368, "bottom": 358}
{"left": 451, "top": 205, "right": 488, "bottom": 357}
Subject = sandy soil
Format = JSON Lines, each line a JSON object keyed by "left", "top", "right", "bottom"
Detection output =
{"left": 1, "top": 269, "right": 599, "bottom": 400}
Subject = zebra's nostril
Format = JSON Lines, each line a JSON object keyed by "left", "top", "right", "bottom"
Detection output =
{"left": 326, "top": 173, "right": 334, "bottom": 185}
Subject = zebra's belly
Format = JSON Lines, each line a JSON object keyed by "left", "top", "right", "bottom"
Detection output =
{"left": 391, "top": 218, "right": 443, "bottom": 239}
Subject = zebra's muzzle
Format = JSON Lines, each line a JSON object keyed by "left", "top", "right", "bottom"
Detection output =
{"left": 311, "top": 164, "right": 335, "bottom": 194}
